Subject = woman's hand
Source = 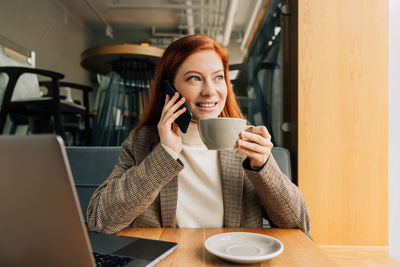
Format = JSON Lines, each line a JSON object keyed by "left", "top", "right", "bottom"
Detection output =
{"left": 236, "top": 126, "right": 273, "bottom": 169}
{"left": 157, "top": 93, "right": 187, "bottom": 154}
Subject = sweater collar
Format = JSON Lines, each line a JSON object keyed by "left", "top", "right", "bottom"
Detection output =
{"left": 181, "top": 122, "right": 204, "bottom": 146}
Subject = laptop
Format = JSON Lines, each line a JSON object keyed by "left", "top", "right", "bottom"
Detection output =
{"left": 0, "top": 135, "right": 178, "bottom": 266}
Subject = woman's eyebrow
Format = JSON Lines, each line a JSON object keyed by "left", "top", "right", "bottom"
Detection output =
{"left": 212, "top": 69, "right": 224, "bottom": 74}
{"left": 183, "top": 69, "right": 224, "bottom": 76}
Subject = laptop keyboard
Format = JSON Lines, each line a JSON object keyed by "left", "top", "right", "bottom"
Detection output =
{"left": 93, "top": 252, "right": 135, "bottom": 267}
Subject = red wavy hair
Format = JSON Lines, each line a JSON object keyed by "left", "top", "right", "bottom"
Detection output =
{"left": 136, "top": 35, "right": 244, "bottom": 128}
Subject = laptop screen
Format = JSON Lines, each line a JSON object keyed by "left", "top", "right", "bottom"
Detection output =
{"left": 0, "top": 135, "right": 177, "bottom": 267}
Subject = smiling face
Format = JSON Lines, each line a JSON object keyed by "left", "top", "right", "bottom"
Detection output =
{"left": 173, "top": 50, "right": 228, "bottom": 121}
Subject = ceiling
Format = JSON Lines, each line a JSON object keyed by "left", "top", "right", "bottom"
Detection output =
{"left": 57, "top": 0, "right": 260, "bottom": 53}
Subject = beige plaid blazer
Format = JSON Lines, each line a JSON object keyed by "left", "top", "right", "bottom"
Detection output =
{"left": 87, "top": 126, "right": 310, "bottom": 234}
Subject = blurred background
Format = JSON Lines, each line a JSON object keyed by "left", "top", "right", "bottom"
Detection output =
{"left": 1, "top": 0, "right": 399, "bottom": 262}
{"left": 0, "top": 0, "right": 289, "bottom": 150}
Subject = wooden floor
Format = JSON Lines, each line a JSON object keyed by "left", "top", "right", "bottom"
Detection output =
{"left": 320, "top": 246, "right": 400, "bottom": 267}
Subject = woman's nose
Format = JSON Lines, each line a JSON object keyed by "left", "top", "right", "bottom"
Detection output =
{"left": 200, "top": 80, "right": 216, "bottom": 97}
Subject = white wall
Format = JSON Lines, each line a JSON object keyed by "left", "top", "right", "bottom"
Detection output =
{"left": 0, "top": 0, "right": 92, "bottom": 85}
{"left": 389, "top": 0, "right": 400, "bottom": 259}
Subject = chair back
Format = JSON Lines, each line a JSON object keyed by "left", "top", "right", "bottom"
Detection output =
{"left": 66, "top": 146, "right": 121, "bottom": 223}
{"left": 271, "top": 147, "right": 292, "bottom": 180}
{"left": 0, "top": 42, "right": 40, "bottom": 105}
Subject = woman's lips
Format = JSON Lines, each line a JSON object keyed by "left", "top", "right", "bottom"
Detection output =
{"left": 196, "top": 102, "right": 216, "bottom": 108}
{"left": 195, "top": 102, "right": 218, "bottom": 112}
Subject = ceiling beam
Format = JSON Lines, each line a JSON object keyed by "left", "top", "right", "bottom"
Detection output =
{"left": 240, "top": 0, "right": 264, "bottom": 51}
{"left": 222, "top": 0, "right": 239, "bottom": 47}
{"left": 185, "top": 0, "right": 195, "bottom": 35}
{"left": 84, "top": 0, "right": 114, "bottom": 38}
{"left": 241, "top": 0, "right": 273, "bottom": 51}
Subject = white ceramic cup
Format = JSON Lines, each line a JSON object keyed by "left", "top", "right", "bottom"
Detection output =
{"left": 198, "top": 118, "right": 252, "bottom": 150}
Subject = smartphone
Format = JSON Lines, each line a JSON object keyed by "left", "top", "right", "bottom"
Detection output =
{"left": 163, "top": 81, "right": 192, "bottom": 133}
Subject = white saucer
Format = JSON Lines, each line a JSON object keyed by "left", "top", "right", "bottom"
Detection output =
{"left": 204, "top": 232, "right": 284, "bottom": 264}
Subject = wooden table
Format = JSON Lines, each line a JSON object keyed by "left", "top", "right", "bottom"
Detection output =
{"left": 117, "top": 228, "right": 336, "bottom": 266}
{"left": 80, "top": 44, "right": 164, "bottom": 145}
{"left": 80, "top": 44, "right": 164, "bottom": 75}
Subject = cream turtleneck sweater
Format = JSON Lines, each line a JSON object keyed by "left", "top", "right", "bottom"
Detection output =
{"left": 162, "top": 122, "right": 224, "bottom": 227}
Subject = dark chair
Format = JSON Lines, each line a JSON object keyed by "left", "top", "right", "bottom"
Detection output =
{"left": 0, "top": 66, "right": 63, "bottom": 133}
{"left": 271, "top": 147, "right": 292, "bottom": 180}
{"left": 40, "top": 81, "right": 93, "bottom": 145}
{"left": 66, "top": 146, "right": 121, "bottom": 223}
{"left": 0, "top": 66, "right": 93, "bottom": 145}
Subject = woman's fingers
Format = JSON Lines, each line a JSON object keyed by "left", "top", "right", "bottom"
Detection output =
{"left": 236, "top": 144, "right": 270, "bottom": 168}
{"left": 160, "top": 93, "right": 185, "bottom": 124}
{"left": 240, "top": 128, "right": 271, "bottom": 147}
{"left": 164, "top": 92, "right": 179, "bottom": 108}
{"left": 244, "top": 126, "right": 270, "bottom": 139}
{"left": 161, "top": 93, "right": 177, "bottom": 117}
{"left": 236, "top": 126, "right": 273, "bottom": 168}
{"left": 165, "top": 107, "right": 187, "bottom": 126}
{"left": 157, "top": 91, "right": 186, "bottom": 154}
{"left": 251, "top": 126, "right": 269, "bottom": 137}
{"left": 237, "top": 138, "right": 269, "bottom": 154}
{"left": 237, "top": 144, "right": 269, "bottom": 161}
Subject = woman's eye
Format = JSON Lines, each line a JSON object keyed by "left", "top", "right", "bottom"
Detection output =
{"left": 215, "top": 75, "right": 224, "bottom": 81}
{"left": 188, "top": 76, "right": 201, "bottom": 82}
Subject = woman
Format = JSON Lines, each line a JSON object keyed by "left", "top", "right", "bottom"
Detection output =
{"left": 87, "top": 35, "right": 310, "bottom": 234}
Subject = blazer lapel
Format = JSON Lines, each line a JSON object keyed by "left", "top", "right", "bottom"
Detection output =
{"left": 220, "top": 150, "right": 246, "bottom": 227}
{"left": 159, "top": 176, "right": 178, "bottom": 227}
{"left": 149, "top": 140, "right": 178, "bottom": 228}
